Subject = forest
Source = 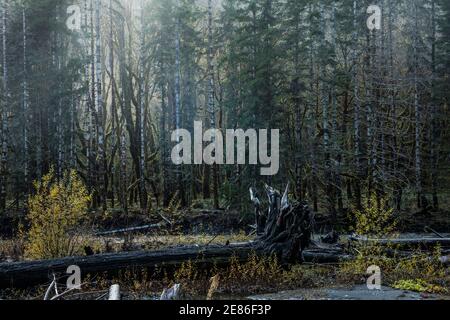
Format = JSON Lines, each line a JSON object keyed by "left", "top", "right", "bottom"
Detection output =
{"left": 0, "top": 0, "right": 449, "bottom": 302}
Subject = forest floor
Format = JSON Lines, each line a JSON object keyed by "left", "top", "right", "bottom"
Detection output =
{"left": 249, "top": 285, "right": 450, "bottom": 300}
{"left": 1, "top": 248, "right": 448, "bottom": 300}
{"left": 0, "top": 207, "right": 449, "bottom": 300}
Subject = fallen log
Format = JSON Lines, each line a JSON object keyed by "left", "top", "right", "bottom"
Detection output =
{"left": 303, "top": 249, "right": 352, "bottom": 263}
{"left": 424, "top": 226, "right": 445, "bottom": 239}
{"left": 349, "top": 236, "right": 450, "bottom": 249}
{"left": 95, "top": 222, "right": 168, "bottom": 236}
{"left": 95, "top": 211, "right": 223, "bottom": 237}
{"left": 0, "top": 243, "right": 348, "bottom": 289}
{"left": 0, "top": 243, "right": 254, "bottom": 288}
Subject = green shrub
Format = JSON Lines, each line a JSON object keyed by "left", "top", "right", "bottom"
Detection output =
{"left": 25, "top": 169, "right": 91, "bottom": 260}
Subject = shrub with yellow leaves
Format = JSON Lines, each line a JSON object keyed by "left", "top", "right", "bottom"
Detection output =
{"left": 352, "top": 193, "right": 397, "bottom": 237}
{"left": 25, "top": 169, "right": 91, "bottom": 260}
{"left": 340, "top": 193, "right": 398, "bottom": 278}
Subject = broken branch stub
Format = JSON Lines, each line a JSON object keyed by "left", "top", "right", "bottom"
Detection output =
{"left": 108, "top": 284, "right": 121, "bottom": 300}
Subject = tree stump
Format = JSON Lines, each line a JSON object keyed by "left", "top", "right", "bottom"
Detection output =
{"left": 250, "top": 184, "right": 314, "bottom": 263}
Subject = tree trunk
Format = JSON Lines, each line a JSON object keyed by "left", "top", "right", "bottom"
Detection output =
{"left": 109, "top": 0, "right": 116, "bottom": 209}
{"left": 413, "top": 0, "right": 422, "bottom": 209}
{"left": 1, "top": 0, "right": 9, "bottom": 212}
{"left": 207, "top": 0, "right": 219, "bottom": 210}
{"left": 430, "top": 0, "right": 439, "bottom": 209}
{"left": 95, "top": 0, "right": 107, "bottom": 211}
{"left": 292, "top": 3, "right": 302, "bottom": 202}
{"left": 174, "top": 5, "right": 185, "bottom": 207}
{"left": 308, "top": 3, "right": 318, "bottom": 213}
{"left": 22, "top": 7, "right": 29, "bottom": 192}
{"left": 352, "top": 0, "right": 362, "bottom": 210}
{"left": 138, "top": 0, "right": 148, "bottom": 212}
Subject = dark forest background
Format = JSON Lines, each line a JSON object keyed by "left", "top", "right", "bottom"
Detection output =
{"left": 1, "top": 0, "right": 450, "bottom": 224}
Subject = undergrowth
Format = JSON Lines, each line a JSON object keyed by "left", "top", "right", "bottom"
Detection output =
{"left": 339, "top": 193, "right": 448, "bottom": 294}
